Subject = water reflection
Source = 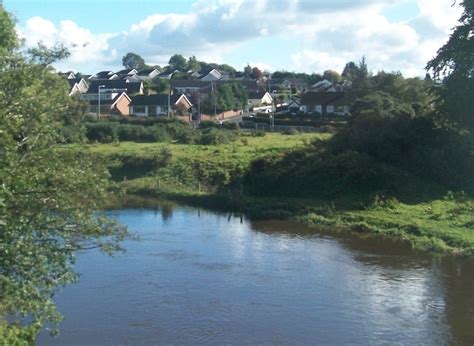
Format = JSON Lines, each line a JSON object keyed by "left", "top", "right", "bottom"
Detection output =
{"left": 37, "top": 203, "right": 473, "bottom": 345}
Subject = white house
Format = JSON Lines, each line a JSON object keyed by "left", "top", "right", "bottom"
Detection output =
{"left": 67, "top": 78, "right": 89, "bottom": 96}
{"left": 248, "top": 91, "right": 273, "bottom": 108}
{"left": 311, "top": 79, "right": 335, "bottom": 92}
{"left": 200, "top": 69, "right": 222, "bottom": 81}
{"left": 129, "top": 94, "right": 193, "bottom": 117}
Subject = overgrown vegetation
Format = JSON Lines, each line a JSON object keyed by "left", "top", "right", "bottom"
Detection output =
{"left": 0, "top": 5, "right": 126, "bottom": 343}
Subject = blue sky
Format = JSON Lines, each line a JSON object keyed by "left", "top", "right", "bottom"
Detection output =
{"left": 4, "top": 0, "right": 460, "bottom": 76}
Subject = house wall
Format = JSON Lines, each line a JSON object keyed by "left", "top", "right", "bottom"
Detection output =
{"left": 261, "top": 93, "right": 273, "bottom": 105}
{"left": 114, "top": 96, "right": 130, "bottom": 115}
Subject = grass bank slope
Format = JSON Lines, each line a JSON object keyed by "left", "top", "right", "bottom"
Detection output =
{"left": 67, "top": 132, "right": 473, "bottom": 256}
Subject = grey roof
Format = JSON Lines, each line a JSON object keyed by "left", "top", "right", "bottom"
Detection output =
{"left": 248, "top": 91, "right": 268, "bottom": 100}
{"left": 300, "top": 92, "right": 344, "bottom": 106}
{"left": 90, "top": 71, "right": 115, "bottom": 79}
{"left": 130, "top": 94, "right": 190, "bottom": 106}
{"left": 87, "top": 80, "right": 142, "bottom": 94}
{"left": 88, "top": 92, "right": 129, "bottom": 106}
{"left": 171, "top": 80, "right": 211, "bottom": 88}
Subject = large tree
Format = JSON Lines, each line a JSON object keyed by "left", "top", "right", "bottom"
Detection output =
{"left": 122, "top": 52, "right": 146, "bottom": 70}
{"left": 0, "top": 5, "right": 126, "bottom": 342}
{"left": 426, "top": 0, "right": 474, "bottom": 130}
{"left": 168, "top": 54, "right": 188, "bottom": 71}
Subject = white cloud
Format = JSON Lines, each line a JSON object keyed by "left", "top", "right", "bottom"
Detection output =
{"left": 16, "top": 0, "right": 462, "bottom": 76}
{"left": 19, "top": 16, "right": 116, "bottom": 72}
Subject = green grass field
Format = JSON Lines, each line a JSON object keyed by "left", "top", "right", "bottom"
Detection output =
{"left": 66, "top": 132, "right": 474, "bottom": 256}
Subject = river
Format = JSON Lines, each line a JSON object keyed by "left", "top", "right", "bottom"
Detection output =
{"left": 37, "top": 205, "right": 474, "bottom": 345}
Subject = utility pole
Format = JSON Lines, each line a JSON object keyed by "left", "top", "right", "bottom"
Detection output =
{"left": 197, "top": 92, "right": 201, "bottom": 123}
{"left": 97, "top": 85, "right": 105, "bottom": 118}
{"left": 213, "top": 81, "right": 217, "bottom": 118}
{"left": 167, "top": 87, "right": 171, "bottom": 118}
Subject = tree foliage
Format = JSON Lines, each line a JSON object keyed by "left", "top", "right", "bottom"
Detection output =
{"left": 201, "top": 83, "right": 248, "bottom": 114}
{"left": 426, "top": 1, "right": 474, "bottom": 130}
{"left": 0, "top": 4, "right": 126, "bottom": 340}
{"left": 168, "top": 54, "right": 188, "bottom": 71}
{"left": 122, "top": 52, "right": 146, "bottom": 70}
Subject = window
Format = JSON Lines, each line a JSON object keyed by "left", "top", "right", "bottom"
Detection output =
{"left": 133, "top": 106, "right": 146, "bottom": 114}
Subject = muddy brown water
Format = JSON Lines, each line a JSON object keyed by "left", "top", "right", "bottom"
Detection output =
{"left": 37, "top": 206, "right": 474, "bottom": 345}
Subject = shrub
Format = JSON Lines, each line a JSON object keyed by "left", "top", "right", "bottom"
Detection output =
{"left": 60, "top": 124, "right": 87, "bottom": 143}
{"left": 85, "top": 122, "right": 118, "bottom": 143}
{"left": 199, "top": 128, "right": 238, "bottom": 145}
{"left": 198, "top": 121, "right": 220, "bottom": 129}
{"left": 282, "top": 128, "right": 299, "bottom": 135}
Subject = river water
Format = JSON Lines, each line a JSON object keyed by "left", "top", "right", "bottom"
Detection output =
{"left": 37, "top": 205, "right": 474, "bottom": 345}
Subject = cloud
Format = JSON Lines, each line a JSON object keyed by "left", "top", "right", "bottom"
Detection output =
{"left": 18, "top": 16, "right": 116, "bottom": 72}
{"left": 16, "top": 0, "right": 462, "bottom": 76}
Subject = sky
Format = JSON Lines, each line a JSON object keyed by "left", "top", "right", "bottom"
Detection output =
{"left": 4, "top": 0, "right": 462, "bottom": 76}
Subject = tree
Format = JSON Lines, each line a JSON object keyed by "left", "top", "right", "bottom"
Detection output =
{"left": 187, "top": 55, "right": 201, "bottom": 72}
{"left": 323, "top": 69, "right": 342, "bottom": 83}
{"left": 426, "top": 1, "right": 474, "bottom": 130}
{"left": 251, "top": 67, "right": 263, "bottom": 80}
{"left": 342, "top": 61, "right": 358, "bottom": 80}
{"left": 151, "top": 77, "right": 170, "bottom": 94}
{"left": 122, "top": 52, "right": 146, "bottom": 70}
{"left": 244, "top": 64, "right": 252, "bottom": 78}
{"left": 168, "top": 54, "right": 188, "bottom": 71}
{"left": 344, "top": 57, "right": 372, "bottom": 105}
{"left": 0, "top": 5, "right": 126, "bottom": 342}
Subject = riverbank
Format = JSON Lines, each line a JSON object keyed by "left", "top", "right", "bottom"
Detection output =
{"left": 66, "top": 132, "right": 474, "bottom": 256}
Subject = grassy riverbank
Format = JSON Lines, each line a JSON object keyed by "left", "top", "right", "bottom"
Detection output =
{"left": 66, "top": 132, "right": 474, "bottom": 256}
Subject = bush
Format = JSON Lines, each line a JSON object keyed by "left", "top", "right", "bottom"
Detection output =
{"left": 60, "top": 124, "right": 87, "bottom": 143}
{"left": 199, "top": 128, "right": 238, "bottom": 145}
{"left": 85, "top": 122, "right": 118, "bottom": 143}
{"left": 198, "top": 121, "right": 220, "bottom": 129}
{"left": 282, "top": 128, "right": 299, "bottom": 135}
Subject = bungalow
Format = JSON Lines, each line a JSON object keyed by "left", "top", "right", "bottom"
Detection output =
{"left": 156, "top": 70, "right": 177, "bottom": 80}
{"left": 60, "top": 71, "right": 76, "bottom": 79}
{"left": 248, "top": 91, "right": 273, "bottom": 108}
{"left": 89, "top": 71, "right": 120, "bottom": 80}
{"left": 300, "top": 92, "right": 349, "bottom": 116}
{"left": 116, "top": 68, "right": 138, "bottom": 76}
{"left": 199, "top": 69, "right": 222, "bottom": 82}
{"left": 67, "top": 78, "right": 89, "bottom": 96}
{"left": 84, "top": 91, "right": 131, "bottom": 116}
{"left": 311, "top": 79, "right": 336, "bottom": 92}
{"left": 287, "top": 99, "right": 302, "bottom": 115}
{"left": 171, "top": 80, "right": 212, "bottom": 94}
{"left": 129, "top": 93, "right": 193, "bottom": 116}
{"left": 86, "top": 79, "right": 144, "bottom": 95}
{"left": 137, "top": 68, "right": 160, "bottom": 80}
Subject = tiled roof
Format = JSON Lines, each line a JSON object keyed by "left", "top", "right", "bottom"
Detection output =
{"left": 87, "top": 80, "right": 142, "bottom": 94}
{"left": 130, "top": 94, "right": 186, "bottom": 106}
{"left": 300, "top": 92, "right": 344, "bottom": 105}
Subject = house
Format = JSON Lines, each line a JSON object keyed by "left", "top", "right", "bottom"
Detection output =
{"left": 129, "top": 93, "right": 193, "bottom": 116}
{"left": 121, "top": 74, "right": 142, "bottom": 83}
{"left": 156, "top": 70, "right": 176, "bottom": 79}
{"left": 287, "top": 99, "right": 302, "bottom": 114}
{"left": 137, "top": 68, "right": 160, "bottom": 80}
{"left": 60, "top": 71, "right": 76, "bottom": 79}
{"left": 87, "top": 79, "right": 144, "bottom": 95}
{"left": 116, "top": 68, "right": 138, "bottom": 76}
{"left": 199, "top": 68, "right": 222, "bottom": 82}
{"left": 311, "top": 79, "right": 336, "bottom": 92}
{"left": 248, "top": 91, "right": 273, "bottom": 108}
{"left": 300, "top": 91, "right": 349, "bottom": 116}
{"left": 171, "top": 80, "right": 212, "bottom": 94}
{"left": 82, "top": 91, "right": 131, "bottom": 116}
{"left": 89, "top": 71, "right": 120, "bottom": 80}
{"left": 67, "top": 78, "right": 89, "bottom": 96}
